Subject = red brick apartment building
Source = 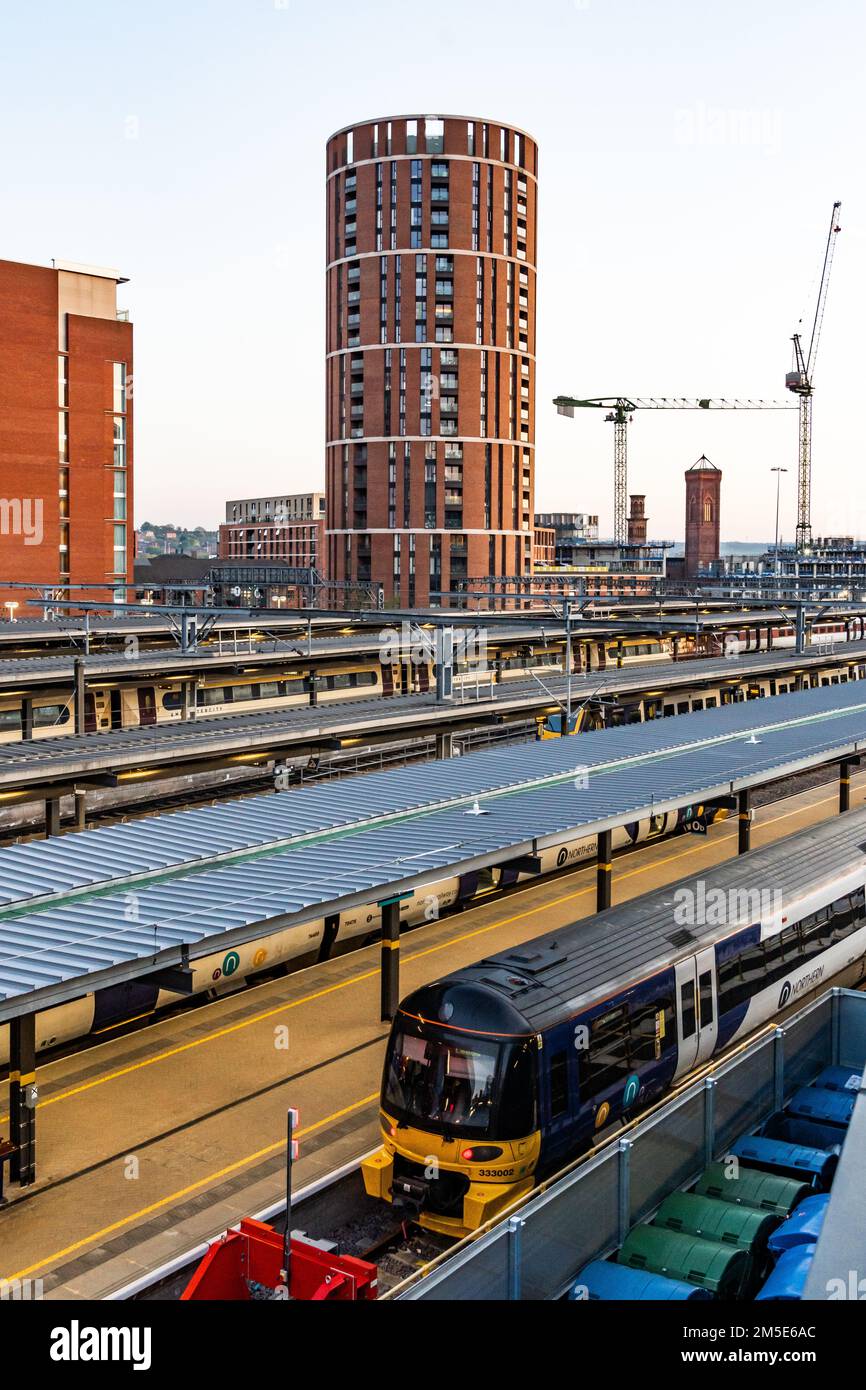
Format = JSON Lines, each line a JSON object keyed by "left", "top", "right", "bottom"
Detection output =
{"left": 325, "top": 115, "right": 537, "bottom": 606}
{"left": 0, "top": 258, "right": 133, "bottom": 615}
{"left": 218, "top": 492, "right": 325, "bottom": 569}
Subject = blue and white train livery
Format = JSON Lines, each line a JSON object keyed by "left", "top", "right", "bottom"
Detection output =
{"left": 362, "top": 807, "right": 866, "bottom": 1236}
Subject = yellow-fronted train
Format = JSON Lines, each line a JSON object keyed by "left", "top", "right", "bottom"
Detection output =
{"left": 362, "top": 806, "right": 866, "bottom": 1236}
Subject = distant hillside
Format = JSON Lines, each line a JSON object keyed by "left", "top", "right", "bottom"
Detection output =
{"left": 669, "top": 541, "right": 771, "bottom": 557}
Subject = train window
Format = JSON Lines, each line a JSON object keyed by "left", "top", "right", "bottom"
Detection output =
{"left": 692, "top": 698, "right": 704, "bottom": 711}
{"left": 161, "top": 690, "right": 183, "bottom": 710}
{"left": 549, "top": 1051, "right": 569, "bottom": 1117}
{"left": 677, "top": 702, "right": 689, "bottom": 715}
{"left": 578, "top": 1006, "right": 633, "bottom": 1100}
{"left": 258, "top": 681, "right": 280, "bottom": 698}
{"left": 705, "top": 696, "right": 717, "bottom": 709}
{"left": 33, "top": 703, "right": 70, "bottom": 727}
{"left": 679, "top": 981, "right": 696, "bottom": 1040}
{"left": 631, "top": 998, "right": 675, "bottom": 1063}
{"left": 198, "top": 687, "right": 227, "bottom": 706}
{"left": 231, "top": 684, "right": 256, "bottom": 702}
{"left": 698, "top": 971, "right": 714, "bottom": 1028}
{"left": 0, "top": 708, "right": 22, "bottom": 731}
{"left": 357, "top": 670, "right": 378, "bottom": 686}
{"left": 663, "top": 705, "right": 675, "bottom": 717}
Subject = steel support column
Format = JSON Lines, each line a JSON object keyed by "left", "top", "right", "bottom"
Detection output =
{"left": 738, "top": 788, "right": 751, "bottom": 854}
{"left": 435, "top": 730, "right": 454, "bottom": 759}
{"left": 73, "top": 657, "right": 86, "bottom": 734}
{"left": 597, "top": 828, "right": 612, "bottom": 911}
{"left": 10, "top": 1012, "right": 36, "bottom": 1186}
{"left": 45, "top": 797, "right": 61, "bottom": 838}
{"left": 840, "top": 759, "right": 854, "bottom": 813}
{"left": 74, "top": 788, "right": 87, "bottom": 832}
{"left": 379, "top": 899, "right": 401, "bottom": 1022}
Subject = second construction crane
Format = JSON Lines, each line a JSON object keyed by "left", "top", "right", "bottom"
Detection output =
{"left": 552, "top": 396, "right": 794, "bottom": 544}
{"left": 786, "top": 201, "right": 842, "bottom": 548}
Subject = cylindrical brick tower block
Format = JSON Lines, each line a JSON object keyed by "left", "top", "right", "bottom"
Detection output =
{"left": 325, "top": 115, "right": 538, "bottom": 606}
{"left": 684, "top": 456, "right": 722, "bottom": 578}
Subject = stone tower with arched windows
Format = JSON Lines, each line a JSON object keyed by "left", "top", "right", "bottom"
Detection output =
{"left": 684, "top": 456, "right": 721, "bottom": 578}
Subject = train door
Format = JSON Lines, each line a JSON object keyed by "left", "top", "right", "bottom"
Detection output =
{"left": 83, "top": 693, "right": 97, "bottom": 734}
{"left": 380, "top": 663, "right": 394, "bottom": 697}
{"left": 673, "top": 950, "right": 717, "bottom": 1080}
{"left": 673, "top": 958, "right": 699, "bottom": 1080}
{"left": 110, "top": 689, "right": 123, "bottom": 729}
{"left": 137, "top": 687, "right": 157, "bottom": 726}
{"left": 541, "top": 1029, "right": 576, "bottom": 1156}
{"left": 694, "top": 946, "right": 718, "bottom": 1065}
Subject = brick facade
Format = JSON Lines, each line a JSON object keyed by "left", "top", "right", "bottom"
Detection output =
{"left": 0, "top": 258, "right": 132, "bottom": 615}
{"left": 324, "top": 115, "right": 537, "bottom": 605}
{"left": 684, "top": 456, "right": 722, "bottom": 578}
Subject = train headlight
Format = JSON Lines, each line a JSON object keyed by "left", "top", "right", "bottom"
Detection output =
{"left": 460, "top": 1145, "right": 503, "bottom": 1162}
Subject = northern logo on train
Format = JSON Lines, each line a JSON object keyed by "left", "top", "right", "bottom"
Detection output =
{"left": 222, "top": 950, "right": 241, "bottom": 977}
{"left": 556, "top": 847, "right": 568, "bottom": 868}
{"left": 252, "top": 947, "right": 267, "bottom": 968}
{"left": 778, "top": 980, "right": 792, "bottom": 1008}
{"left": 622, "top": 1073, "right": 641, "bottom": 1108}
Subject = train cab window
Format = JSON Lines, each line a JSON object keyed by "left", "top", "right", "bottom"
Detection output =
{"left": 33, "top": 703, "right": 70, "bottom": 728}
{"left": 698, "top": 971, "right": 714, "bottom": 1028}
{"left": 549, "top": 1051, "right": 569, "bottom": 1117}
{"left": 679, "top": 981, "right": 696, "bottom": 1039}
{"left": 161, "top": 690, "right": 184, "bottom": 710}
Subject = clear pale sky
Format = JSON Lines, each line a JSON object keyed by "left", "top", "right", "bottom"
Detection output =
{"left": 1, "top": 0, "right": 862, "bottom": 543}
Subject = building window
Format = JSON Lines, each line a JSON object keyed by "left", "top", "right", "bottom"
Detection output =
{"left": 113, "top": 470, "right": 127, "bottom": 520}
{"left": 113, "top": 523, "right": 127, "bottom": 574}
{"left": 113, "top": 415, "right": 126, "bottom": 467}
{"left": 425, "top": 117, "right": 444, "bottom": 153}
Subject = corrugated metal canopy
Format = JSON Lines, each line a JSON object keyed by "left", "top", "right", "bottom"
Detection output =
{"left": 1, "top": 681, "right": 865, "bottom": 1019}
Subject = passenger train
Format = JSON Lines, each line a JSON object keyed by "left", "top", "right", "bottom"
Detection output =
{"left": 361, "top": 809, "right": 866, "bottom": 1236}
{"left": 536, "top": 656, "right": 866, "bottom": 736}
{"left": 2, "top": 623, "right": 866, "bottom": 745}
{"left": 0, "top": 799, "right": 733, "bottom": 1064}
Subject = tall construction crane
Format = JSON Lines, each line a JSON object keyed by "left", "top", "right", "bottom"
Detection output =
{"left": 552, "top": 396, "right": 795, "bottom": 544}
{"left": 786, "top": 200, "right": 842, "bottom": 548}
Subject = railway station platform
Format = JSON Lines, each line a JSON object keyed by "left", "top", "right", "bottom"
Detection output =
{"left": 0, "top": 765, "right": 863, "bottom": 1298}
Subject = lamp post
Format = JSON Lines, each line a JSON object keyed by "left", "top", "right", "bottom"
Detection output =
{"left": 771, "top": 467, "right": 788, "bottom": 595}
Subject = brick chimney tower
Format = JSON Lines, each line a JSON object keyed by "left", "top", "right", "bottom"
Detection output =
{"left": 627, "top": 495, "right": 647, "bottom": 545}
{"left": 684, "top": 456, "right": 721, "bottom": 578}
